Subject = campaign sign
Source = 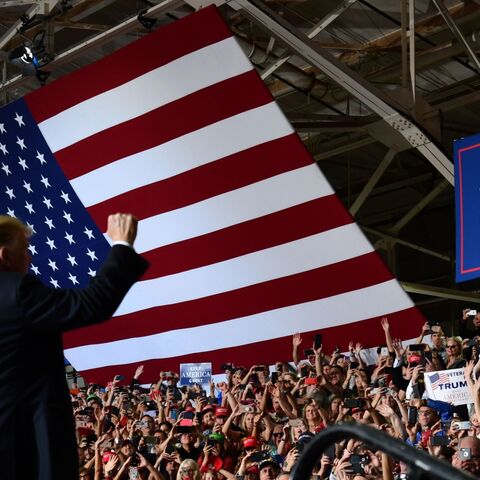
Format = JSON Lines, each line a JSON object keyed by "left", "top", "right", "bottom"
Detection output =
{"left": 454, "top": 133, "right": 480, "bottom": 282}
{"left": 424, "top": 368, "right": 473, "bottom": 405}
{"left": 180, "top": 362, "right": 212, "bottom": 386}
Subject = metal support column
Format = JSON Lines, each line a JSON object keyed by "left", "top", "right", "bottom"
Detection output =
{"left": 390, "top": 179, "right": 449, "bottom": 234}
{"left": 349, "top": 149, "right": 396, "bottom": 216}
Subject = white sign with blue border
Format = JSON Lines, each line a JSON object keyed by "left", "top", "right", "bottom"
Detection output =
{"left": 180, "top": 362, "right": 212, "bottom": 386}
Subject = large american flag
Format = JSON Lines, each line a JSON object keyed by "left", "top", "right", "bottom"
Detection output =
{"left": 0, "top": 6, "right": 424, "bottom": 384}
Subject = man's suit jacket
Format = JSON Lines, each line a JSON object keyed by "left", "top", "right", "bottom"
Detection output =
{"left": 0, "top": 244, "right": 149, "bottom": 480}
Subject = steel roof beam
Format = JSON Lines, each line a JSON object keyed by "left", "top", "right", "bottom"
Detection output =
{"left": 349, "top": 149, "right": 396, "bottom": 216}
{"left": 401, "top": 282, "right": 480, "bottom": 303}
{"left": 225, "top": 0, "right": 454, "bottom": 185}
{"left": 432, "top": 0, "right": 480, "bottom": 74}
{"left": 362, "top": 226, "right": 451, "bottom": 262}
{"left": 260, "top": 0, "right": 358, "bottom": 80}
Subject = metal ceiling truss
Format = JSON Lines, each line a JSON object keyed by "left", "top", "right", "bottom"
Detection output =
{"left": 0, "top": 0, "right": 62, "bottom": 51}
{"left": 431, "top": 0, "right": 480, "bottom": 75}
{"left": 260, "top": 0, "right": 358, "bottom": 80}
{"left": 220, "top": 0, "right": 454, "bottom": 185}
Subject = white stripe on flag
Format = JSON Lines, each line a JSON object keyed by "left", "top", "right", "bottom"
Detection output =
{"left": 40, "top": 37, "right": 253, "bottom": 152}
{"left": 126, "top": 164, "right": 334, "bottom": 253}
{"left": 71, "top": 102, "right": 293, "bottom": 207}
{"left": 65, "top": 279, "right": 412, "bottom": 370}
{"left": 113, "top": 223, "right": 371, "bottom": 316}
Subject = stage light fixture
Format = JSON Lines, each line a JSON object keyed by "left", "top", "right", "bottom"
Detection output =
{"left": 8, "top": 44, "right": 40, "bottom": 76}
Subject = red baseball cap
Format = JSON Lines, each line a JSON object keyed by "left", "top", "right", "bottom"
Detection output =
{"left": 202, "top": 404, "right": 215, "bottom": 413}
{"left": 200, "top": 456, "right": 223, "bottom": 473}
{"left": 215, "top": 407, "right": 229, "bottom": 417}
{"left": 243, "top": 436, "right": 259, "bottom": 449}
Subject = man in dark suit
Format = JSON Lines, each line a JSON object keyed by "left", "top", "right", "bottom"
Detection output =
{"left": 0, "top": 213, "right": 149, "bottom": 480}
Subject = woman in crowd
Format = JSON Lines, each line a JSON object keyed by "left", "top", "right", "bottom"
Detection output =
{"left": 445, "top": 337, "right": 466, "bottom": 369}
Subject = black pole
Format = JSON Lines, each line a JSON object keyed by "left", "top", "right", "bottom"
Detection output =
{"left": 292, "top": 422, "right": 476, "bottom": 480}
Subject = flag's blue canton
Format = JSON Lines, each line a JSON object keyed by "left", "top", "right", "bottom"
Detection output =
{"left": 0, "top": 98, "right": 110, "bottom": 288}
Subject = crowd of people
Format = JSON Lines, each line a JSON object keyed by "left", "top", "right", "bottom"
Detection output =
{"left": 70, "top": 311, "right": 480, "bottom": 480}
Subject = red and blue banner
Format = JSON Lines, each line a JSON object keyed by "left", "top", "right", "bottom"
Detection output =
{"left": 455, "top": 133, "right": 480, "bottom": 282}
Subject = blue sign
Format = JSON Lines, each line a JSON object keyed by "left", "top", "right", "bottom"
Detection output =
{"left": 179, "top": 362, "right": 212, "bottom": 386}
{"left": 454, "top": 133, "right": 480, "bottom": 282}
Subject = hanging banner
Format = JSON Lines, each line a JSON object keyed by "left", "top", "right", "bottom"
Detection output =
{"left": 455, "top": 133, "right": 480, "bottom": 282}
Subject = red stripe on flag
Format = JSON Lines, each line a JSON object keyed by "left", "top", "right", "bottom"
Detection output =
{"left": 55, "top": 71, "right": 271, "bottom": 180}
{"left": 63, "top": 252, "right": 392, "bottom": 349}
{"left": 79, "top": 307, "right": 424, "bottom": 384}
{"left": 140, "top": 196, "right": 352, "bottom": 280}
{"left": 25, "top": 6, "right": 231, "bottom": 123}
{"left": 86, "top": 134, "right": 314, "bottom": 225}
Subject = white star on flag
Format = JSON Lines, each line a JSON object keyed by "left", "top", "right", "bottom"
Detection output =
{"left": 36, "top": 151, "right": 46, "bottom": 164}
{"left": 68, "top": 273, "right": 79, "bottom": 285}
{"left": 26, "top": 222, "right": 36, "bottom": 234}
{"left": 24, "top": 201, "right": 35, "bottom": 214}
{"left": 27, "top": 244, "right": 37, "bottom": 255}
{"left": 22, "top": 181, "right": 33, "bottom": 193}
{"left": 63, "top": 211, "right": 73, "bottom": 224}
{"left": 1, "top": 163, "right": 11, "bottom": 175}
{"left": 5, "top": 186, "right": 15, "bottom": 200}
{"left": 40, "top": 175, "right": 50, "bottom": 188}
{"left": 18, "top": 157, "right": 28, "bottom": 170}
{"left": 16, "top": 137, "right": 26, "bottom": 150}
{"left": 6, "top": 207, "right": 15, "bottom": 217}
{"left": 31, "top": 264, "right": 40, "bottom": 275}
{"left": 13, "top": 112, "right": 25, "bottom": 127}
{"left": 47, "top": 259, "right": 58, "bottom": 271}
{"left": 60, "top": 191, "right": 71, "bottom": 204}
{"left": 0, "top": 123, "right": 6, "bottom": 134}
{"left": 64, "top": 232, "right": 75, "bottom": 245}
{"left": 66, "top": 253, "right": 78, "bottom": 266}
{"left": 42, "top": 196, "right": 53, "bottom": 209}
{"left": 84, "top": 227, "right": 95, "bottom": 240}
{"left": 87, "top": 268, "right": 96, "bottom": 277}
{"left": 0, "top": 143, "right": 8, "bottom": 155}
{"left": 46, "top": 237, "right": 57, "bottom": 250}
{"left": 49, "top": 278, "right": 60, "bottom": 289}
{"left": 86, "top": 248, "right": 98, "bottom": 261}
{"left": 44, "top": 217, "right": 55, "bottom": 229}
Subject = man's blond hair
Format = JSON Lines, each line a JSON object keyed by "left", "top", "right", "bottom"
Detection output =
{"left": 0, "top": 216, "right": 30, "bottom": 247}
